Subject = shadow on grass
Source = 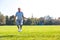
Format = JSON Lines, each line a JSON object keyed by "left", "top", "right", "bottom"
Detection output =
{"left": 0, "top": 35, "right": 17, "bottom": 38}
{"left": 0, "top": 34, "right": 34, "bottom": 38}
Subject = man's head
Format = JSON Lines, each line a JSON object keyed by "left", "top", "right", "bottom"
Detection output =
{"left": 18, "top": 8, "right": 21, "bottom": 12}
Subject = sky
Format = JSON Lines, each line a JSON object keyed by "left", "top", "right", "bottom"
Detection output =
{"left": 0, "top": 0, "right": 60, "bottom": 18}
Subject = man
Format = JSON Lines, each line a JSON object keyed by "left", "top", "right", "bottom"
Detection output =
{"left": 15, "top": 8, "right": 24, "bottom": 32}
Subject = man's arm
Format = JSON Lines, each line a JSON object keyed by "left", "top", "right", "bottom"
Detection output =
{"left": 14, "top": 12, "right": 17, "bottom": 22}
{"left": 22, "top": 12, "right": 24, "bottom": 20}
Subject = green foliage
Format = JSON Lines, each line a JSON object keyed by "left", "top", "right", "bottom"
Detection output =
{"left": 0, "top": 12, "right": 5, "bottom": 24}
{"left": 0, "top": 12, "right": 60, "bottom": 25}
{"left": 6, "top": 16, "right": 9, "bottom": 25}
{"left": 6, "top": 15, "right": 15, "bottom": 25}
{"left": 24, "top": 18, "right": 32, "bottom": 25}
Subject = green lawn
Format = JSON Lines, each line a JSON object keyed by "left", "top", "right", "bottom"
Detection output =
{"left": 0, "top": 25, "right": 60, "bottom": 40}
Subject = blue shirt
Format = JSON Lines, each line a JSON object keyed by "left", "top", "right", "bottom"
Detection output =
{"left": 16, "top": 12, "right": 23, "bottom": 20}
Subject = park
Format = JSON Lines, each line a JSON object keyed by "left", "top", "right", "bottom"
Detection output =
{"left": 0, "top": 0, "right": 60, "bottom": 40}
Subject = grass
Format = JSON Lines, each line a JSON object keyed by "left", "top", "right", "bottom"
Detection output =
{"left": 0, "top": 25, "right": 60, "bottom": 40}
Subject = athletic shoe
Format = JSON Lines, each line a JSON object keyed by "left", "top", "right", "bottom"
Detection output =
{"left": 18, "top": 29, "right": 20, "bottom": 32}
{"left": 20, "top": 29, "right": 22, "bottom": 32}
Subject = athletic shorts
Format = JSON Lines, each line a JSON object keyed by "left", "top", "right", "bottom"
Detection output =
{"left": 16, "top": 19, "right": 23, "bottom": 25}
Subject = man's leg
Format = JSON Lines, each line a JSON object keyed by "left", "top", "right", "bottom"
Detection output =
{"left": 17, "top": 25, "right": 19, "bottom": 29}
{"left": 20, "top": 25, "right": 22, "bottom": 30}
{"left": 16, "top": 20, "right": 20, "bottom": 32}
{"left": 17, "top": 25, "right": 21, "bottom": 32}
{"left": 19, "top": 20, "right": 23, "bottom": 32}
{"left": 16, "top": 21, "right": 19, "bottom": 29}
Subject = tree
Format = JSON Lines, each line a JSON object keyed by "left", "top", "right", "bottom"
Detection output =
{"left": 6, "top": 16, "right": 9, "bottom": 25}
{"left": 44, "top": 15, "right": 53, "bottom": 25}
{"left": 39, "top": 17, "right": 44, "bottom": 25}
{"left": 0, "top": 12, "right": 5, "bottom": 25}
{"left": 25, "top": 18, "right": 32, "bottom": 25}
{"left": 9, "top": 15, "right": 15, "bottom": 25}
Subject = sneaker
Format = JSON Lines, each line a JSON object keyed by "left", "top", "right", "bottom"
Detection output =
{"left": 20, "top": 29, "right": 22, "bottom": 32}
{"left": 18, "top": 29, "right": 20, "bottom": 32}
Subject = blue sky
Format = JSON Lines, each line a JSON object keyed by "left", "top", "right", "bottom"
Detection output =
{"left": 0, "top": 0, "right": 60, "bottom": 18}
